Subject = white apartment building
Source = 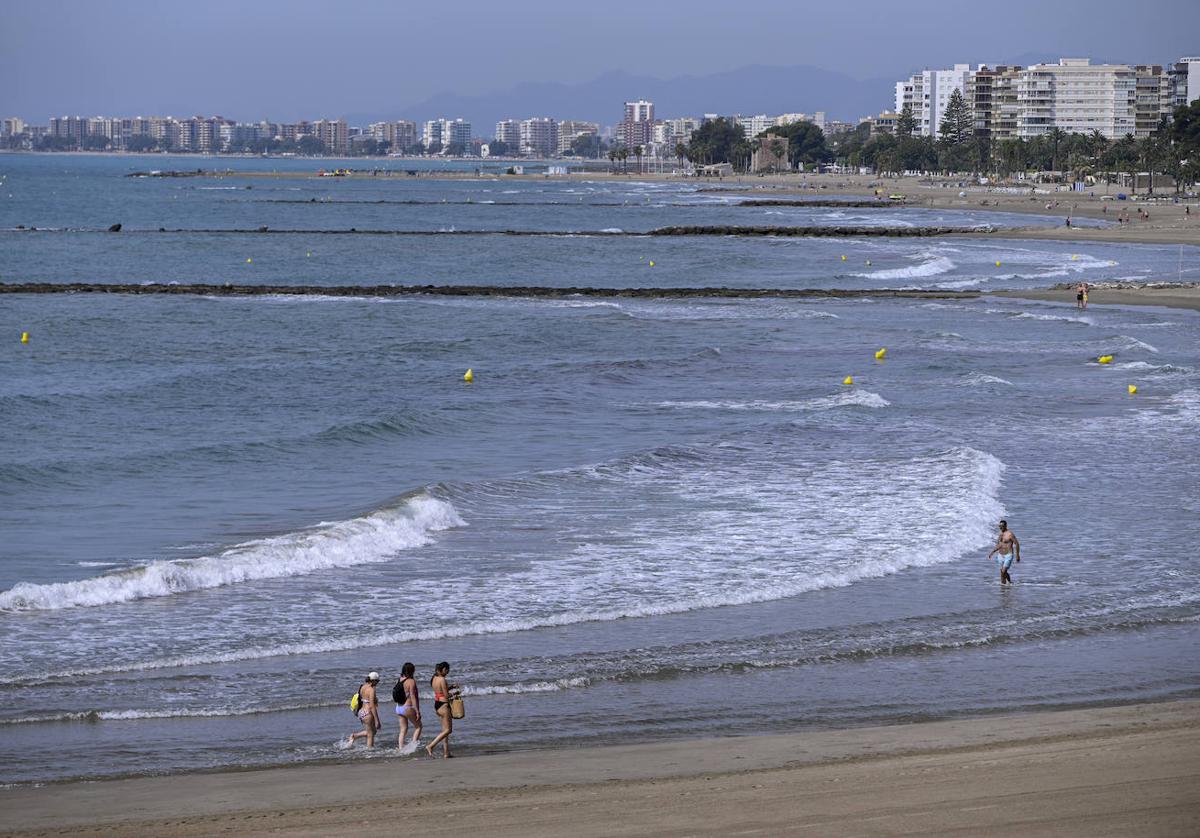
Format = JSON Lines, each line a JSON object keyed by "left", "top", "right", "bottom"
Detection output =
{"left": 734, "top": 114, "right": 774, "bottom": 137}
{"left": 422, "top": 120, "right": 443, "bottom": 148}
{"left": 1016, "top": 59, "right": 1135, "bottom": 139}
{"left": 494, "top": 119, "right": 521, "bottom": 147}
{"left": 519, "top": 117, "right": 559, "bottom": 157}
{"left": 653, "top": 117, "right": 699, "bottom": 147}
{"left": 895, "top": 64, "right": 974, "bottom": 136}
{"left": 2, "top": 117, "right": 26, "bottom": 137}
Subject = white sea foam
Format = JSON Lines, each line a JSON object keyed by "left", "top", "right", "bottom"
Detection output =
{"left": 652, "top": 391, "right": 890, "bottom": 412}
{"left": 1111, "top": 336, "right": 1160, "bottom": 353}
{"left": 0, "top": 495, "right": 463, "bottom": 612}
{"left": 957, "top": 373, "right": 1014, "bottom": 387}
{"left": 1013, "top": 312, "right": 1096, "bottom": 325}
{"left": 463, "top": 677, "right": 591, "bottom": 696}
{"left": 0, "top": 447, "right": 1007, "bottom": 683}
{"left": 853, "top": 254, "right": 956, "bottom": 281}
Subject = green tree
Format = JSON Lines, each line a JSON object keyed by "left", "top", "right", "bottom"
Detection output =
{"left": 570, "top": 134, "right": 602, "bottom": 158}
{"left": 296, "top": 135, "right": 326, "bottom": 155}
{"left": 633, "top": 144, "right": 643, "bottom": 173}
{"left": 426, "top": 140, "right": 442, "bottom": 155}
{"left": 937, "top": 89, "right": 973, "bottom": 147}
{"left": 684, "top": 118, "right": 745, "bottom": 165}
{"left": 445, "top": 141, "right": 466, "bottom": 157}
{"left": 896, "top": 103, "right": 916, "bottom": 138}
{"left": 763, "top": 121, "right": 829, "bottom": 169}
{"left": 489, "top": 139, "right": 511, "bottom": 156}
{"left": 125, "top": 135, "right": 159, "bottom": 152}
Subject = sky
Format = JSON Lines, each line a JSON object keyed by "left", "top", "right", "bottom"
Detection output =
{"left": 1, "top": 0, "right": 1194, "bottom": 122}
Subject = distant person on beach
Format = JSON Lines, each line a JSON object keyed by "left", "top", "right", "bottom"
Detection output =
{"left": 348, "top": 672, "right": 381, "bottom": 748}
{"left": 1076, "top": 282, "right": 1089, "bottom": 309}
{"left": 987, "top": 520, "right": 1021, "bottom": 584}
{"left": 393, "top": 662, "right": 422, "bottom": 752}
{"left": 425, "top": 662, "right": 460, "bottom": 759}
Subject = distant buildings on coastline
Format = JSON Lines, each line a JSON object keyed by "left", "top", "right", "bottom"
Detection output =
{"left": 886, "top": 56, "right": 1200, "bottom": 140}
{"left": 3, "top": 54, "right": 1196, "bottom": 159}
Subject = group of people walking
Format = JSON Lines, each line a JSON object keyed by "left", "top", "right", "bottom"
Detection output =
{"left": 348, "top": 662, "right": 461, "bottom": 758}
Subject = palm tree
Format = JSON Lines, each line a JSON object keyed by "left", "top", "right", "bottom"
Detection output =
{"left": 633, "top": 145, "right": 643, "bottom": 174}
{"left": 608, "top": 149, "right": 617, "bottom": 173}
{"left": 617, "top": 148, "right": 629, "bottom": 174}
{"left": 674, "top": 142, "right": 688, "bottom": 170}
{"left": 1049, "top": 128, "right": 1068, "bottom": 173}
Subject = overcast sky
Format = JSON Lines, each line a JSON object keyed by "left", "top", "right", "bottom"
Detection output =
{"left": 1, "top": 0, "right": 1194, "bottom": 121}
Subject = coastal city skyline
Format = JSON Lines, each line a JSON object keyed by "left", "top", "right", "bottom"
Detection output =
{"left": 4, "top": 54, "right": 1197, "bottom": 160}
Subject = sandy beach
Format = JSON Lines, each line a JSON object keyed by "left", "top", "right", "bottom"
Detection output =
{"left": 994, "top": 284, "right": 1200, "bottom": 312}
{"left": 3, "top": 700, "right": 1197, "bottom": 837}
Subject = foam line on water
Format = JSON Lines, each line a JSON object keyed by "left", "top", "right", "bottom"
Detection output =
{"left": 651, "top": 390, "right": 890, "bottom": 411}
{"left": 0, "top": 495, "right": 463, "bottom": 612}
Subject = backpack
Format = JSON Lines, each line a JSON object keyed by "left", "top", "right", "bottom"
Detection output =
{"left": 350, "top": 689, "right": 362, "bottom": 715}
{"left": 392, "top": 679, "right": 406, "bottom": 705}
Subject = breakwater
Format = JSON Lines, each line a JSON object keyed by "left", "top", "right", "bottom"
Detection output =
{"left": 6, "top": 225, "right": 979, "bottom": 237}
{"left": 0, "top": 282, "right": 980, "bottom": 300}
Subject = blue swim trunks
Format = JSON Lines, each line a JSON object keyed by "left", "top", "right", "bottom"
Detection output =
{"left": 995, "top": 554, "right": 1014, "bottom": 571}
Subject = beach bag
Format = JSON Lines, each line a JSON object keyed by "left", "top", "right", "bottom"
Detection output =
{"left": 449, "top": 696, "right": 466, "bottom": 719}
{"left": 350, "top": 690, "right": 362, "bottom": 715}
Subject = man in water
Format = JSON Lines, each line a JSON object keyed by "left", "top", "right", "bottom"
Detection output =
{"left": 987, "top": 520, "right": 1021, "bottom": 584}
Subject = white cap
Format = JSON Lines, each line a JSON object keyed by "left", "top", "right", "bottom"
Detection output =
{"left": 367, "top": 671, "right": 380, "bottom": 681}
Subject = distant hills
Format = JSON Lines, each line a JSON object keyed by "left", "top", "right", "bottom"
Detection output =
{"left": 345, "top": 64, "right": 895, "bottom": 131}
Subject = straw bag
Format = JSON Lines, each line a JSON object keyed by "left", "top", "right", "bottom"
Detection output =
{"left": 449, "top": 696, "right": 465, "bottom": 719}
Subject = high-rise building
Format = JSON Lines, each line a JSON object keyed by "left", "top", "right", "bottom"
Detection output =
{"left": 368, "top": 120, "right": 417, "bottom": 150}
{"left": 519, "top": 117, "right": 559, "bottom": 157}
{"left": 422, "top": 119, "right": 444, "bottom": 148}
{"left": 494, "top": 119, "right": 521, "bottom": 148}
{"left": 50, "top": 116, "right": 87, "bottom": 143}
{"left": 1016, "top": 59, "right": 1135, "bottom": 139}
{"left": 1168, "top": 57, "right": 1200, "bottom": 108}
{"left": 442, "top": 118, "right": 471, "bottom": 150}
{"left": 967, "top": 65, "right": 1023, "bottom": 139}
{"left": 557, "top": 120, "right": 599, "bottom": 154}
{"left": 895, "top": 65, "right": 974, "bottom": 137}
{"left": 312, "top": 119, "right": 349, "bottom": 154}
{"left": 2, "top": 117, "right": 25, "bottom": 137}
{"left": 653, "top": 117, "right": 699, "bottom": 148}
{"left": 1133, "top": 65, "right": 1172, "bottom": 137}
{"left": 620, "top": 99, "right": 654, "bottom": 148}
{"left": 734, "top": 114, "right": 774, "bottom": 138}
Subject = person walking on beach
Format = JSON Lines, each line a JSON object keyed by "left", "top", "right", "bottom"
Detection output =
{"left": 1075, "top": 281, "right": 1089, "bottom": 309}
{"left": 393, "top": 662, "right": 422, "bottom": 752}
{"left": 987, "top": 520, "right": 1021, "bottom": 584}
{"left": 425, "top": 662, "right": 460, "bottom": 759}
{"left": 348, "top": 672, "right": 382, "bottom": 748}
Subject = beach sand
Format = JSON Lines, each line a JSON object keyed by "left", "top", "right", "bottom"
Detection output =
{"left": 3, "top": 700, "right": 1198, "bottom": 837}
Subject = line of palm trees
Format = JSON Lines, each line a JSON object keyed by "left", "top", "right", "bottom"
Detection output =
{"left": 607, "top": 145, "right": 644, "bottom": 173}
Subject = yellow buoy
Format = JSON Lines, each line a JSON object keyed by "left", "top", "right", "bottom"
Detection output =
{"left": 1128, "top": 384, "right": 1137, "bottom": 395}
{"left": 1070, "top": 254, "right": 1078, "bottom": 261}
{"left": 306, "top": 251, "right": 312, "bottom": 257}
{"left": 648, "top": 260, "right": 655, "bottom": 267}
{"left": 1098, "top": 355, "right": 1113, "bottom": 364}
{"left": 995, "top": 261, "right": 1002, "bottom": 267}
{"left": 20, "top": 331, "right": 29, "bottom": 343}
{"left": 246, "top": 257, "right": 252, "bottom": 263}
{"left": 843, "top": 375, "right": 854, "bottom": 386}
{"left": 840, "top": 255, "right": 846, "bottom": 261}
{"left": 463, "top": 368, "right": 474, "bottom": 383}
{"left": 874, "top": 348, "right": 887, "bottom": 360}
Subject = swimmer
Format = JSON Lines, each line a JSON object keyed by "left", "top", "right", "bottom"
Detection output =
{"left": 987, "top": 520, "right": 1021, "bottom": 584}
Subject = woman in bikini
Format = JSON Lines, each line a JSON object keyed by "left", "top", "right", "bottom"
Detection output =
{"left": 425, "top": 661, "right": 459, "bottom": 759}
{"left": 393, "top": 662, "right": 422, "bottom": 752}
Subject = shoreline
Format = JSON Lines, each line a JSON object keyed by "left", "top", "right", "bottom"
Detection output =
{"left": 993, "top": 284, "right": 1200, "bottom": 312}
{"left": 3, "top": 699, "right": 1197, "bottom": 836}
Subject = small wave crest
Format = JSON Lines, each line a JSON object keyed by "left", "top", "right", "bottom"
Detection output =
{"left": 0, "top": 495, "right": 463, "bottom": 612}
{"left": 651, "top": 390, "right": 889, "bottom": 412}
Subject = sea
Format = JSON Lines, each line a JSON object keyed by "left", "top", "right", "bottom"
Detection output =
{"left": 1, "top": 154, "right": 1197, "bottom": 784}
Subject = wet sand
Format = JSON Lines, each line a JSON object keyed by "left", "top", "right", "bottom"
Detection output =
{"left": 994, "top": 285, "right": 1200, "bottom": 312}
{"left": 3, "top": 700, "right": 1197, "bottom": 837}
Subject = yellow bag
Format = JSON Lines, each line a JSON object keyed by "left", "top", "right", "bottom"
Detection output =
{"left": 449, "top": 696, "right": 465, "bottom": 719}
{"left": 350, "top": 691, "right": 362, "bottom": 715}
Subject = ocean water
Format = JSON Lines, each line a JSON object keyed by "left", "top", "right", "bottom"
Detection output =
{"left": 1, "top": 154, "right": 1198, "bottom": 784}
